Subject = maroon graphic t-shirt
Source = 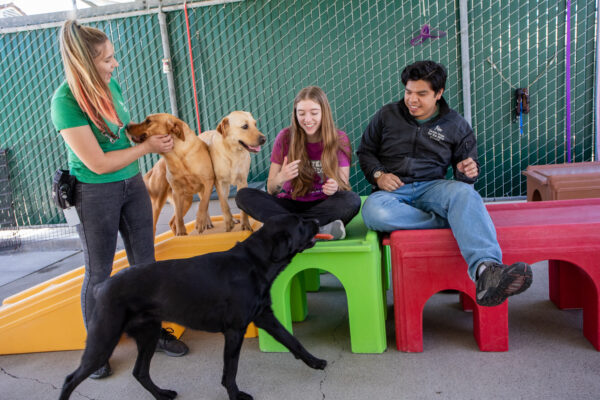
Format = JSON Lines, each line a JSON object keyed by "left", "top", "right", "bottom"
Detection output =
{"left": 270, "top": 128, "right": 351, "bottom": 201}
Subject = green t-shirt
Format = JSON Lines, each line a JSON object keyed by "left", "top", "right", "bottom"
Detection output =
{"left": 50, "top": 79, "right": 139, "bottom": 183}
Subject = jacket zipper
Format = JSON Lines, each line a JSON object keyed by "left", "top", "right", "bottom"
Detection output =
{"left": 412, "top": 125, "right": 420, "bottom": 157}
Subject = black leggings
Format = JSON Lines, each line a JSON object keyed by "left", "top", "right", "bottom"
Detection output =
{"left": 235, "top": 187, "right": 361, "bottom": 226}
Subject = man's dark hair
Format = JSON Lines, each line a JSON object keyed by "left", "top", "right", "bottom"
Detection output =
{"left": 401, "top": 60, "right": 447, "bottom": 93}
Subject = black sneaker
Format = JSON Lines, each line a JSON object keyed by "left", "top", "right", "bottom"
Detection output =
{"left": 156, "top": 327, "right": 189, "bottom": 357}
{"left": 476, "top": 261, "right": 533, "bottom": 307}
{"left": 89, "top": 362, "right": 112, "bottom": 379}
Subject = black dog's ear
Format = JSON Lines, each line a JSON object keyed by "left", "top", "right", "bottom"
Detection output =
{"left": 271, "top": 231, "right": 293, "bottom": 263}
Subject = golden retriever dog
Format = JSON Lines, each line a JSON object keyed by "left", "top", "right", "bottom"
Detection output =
{"left": 126, "top": 114, "right": 215, "bottom": 236}
{"left": 200, "top": 111, "right": 266, "bottom": 231}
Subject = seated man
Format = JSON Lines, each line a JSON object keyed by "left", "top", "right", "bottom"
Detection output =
{"left": 357, "top": 60, "right": 532, "bottom": 307}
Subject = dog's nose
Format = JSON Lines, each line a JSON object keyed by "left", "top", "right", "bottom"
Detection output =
{"left": 258, "top": 136, "right": 266, "bottom": 145}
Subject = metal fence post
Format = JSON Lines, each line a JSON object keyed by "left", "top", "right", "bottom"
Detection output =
{"left": 158, "top": 0, "right": 179, "bottom": 117}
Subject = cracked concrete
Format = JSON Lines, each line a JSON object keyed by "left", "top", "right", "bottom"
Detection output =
{"left": 317, "top": 283, "right": 349, "bottom": 400}
{"left": 1, "top": 366, "right": 60, "bottom": 392}
{"left": 2, "top": 265, "right": 600, "bottom": 399}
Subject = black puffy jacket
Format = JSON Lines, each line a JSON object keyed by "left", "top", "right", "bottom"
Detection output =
{"left": 357, "top": 97, "right": 479, "bottom": 189}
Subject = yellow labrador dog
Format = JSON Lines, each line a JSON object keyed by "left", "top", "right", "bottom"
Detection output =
{"left": 200, "top": 111, "right": 266, "bottom": 231}
{"left": 126, "top": 114, "right": 215, "bottom": 236}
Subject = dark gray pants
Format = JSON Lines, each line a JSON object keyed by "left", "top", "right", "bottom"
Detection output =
{"left": 235, "top": 187, "right": 361, "bottom": 226}
{"left": 74, "top": 173, "right": 155, "bottom": 328}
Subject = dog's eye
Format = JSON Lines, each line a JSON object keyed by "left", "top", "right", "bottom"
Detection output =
{"left": 242, "top": 124, "right": 248, "bottom": 129}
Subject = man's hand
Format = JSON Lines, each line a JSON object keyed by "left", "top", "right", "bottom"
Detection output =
{"left": 456, "top": 157, "right": 478, "bottom": 178}
{"left": 376, "top": 173, "right": 404, "bottom": 192}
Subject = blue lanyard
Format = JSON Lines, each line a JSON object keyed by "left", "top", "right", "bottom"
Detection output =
{"left": 519, "top": 101, "right": 524, "bottom": 136}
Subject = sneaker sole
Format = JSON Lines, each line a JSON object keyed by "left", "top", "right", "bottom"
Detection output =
{"left": 477, "top": 262, "right": 533, "bottom": 307}
{"left": 320, "top": 220, "right": 346, "bottom": 240}
{"left": 89, "top": 368, "right": 112, "bottom": 379}
{"left": 155, "top": 347, "right": 189, "bottom": 357}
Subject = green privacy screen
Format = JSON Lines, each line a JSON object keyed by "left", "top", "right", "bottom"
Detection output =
{"left": 0, "top": 0, "right": 596, "bottom": 229}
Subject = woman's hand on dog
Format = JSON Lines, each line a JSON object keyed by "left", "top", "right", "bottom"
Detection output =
{"left": 144, "top": 134, "right": 174, "bottom": 154}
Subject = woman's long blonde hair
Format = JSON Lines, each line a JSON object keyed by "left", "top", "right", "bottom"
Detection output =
{"left": 285, "top": 86, "right": 351, "bottom": 198}
{"left": 59, "top": 20, "right": 121, "bottom": 139}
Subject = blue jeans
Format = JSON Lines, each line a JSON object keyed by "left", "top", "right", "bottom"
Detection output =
{"left": 361, "top": 180, "right": 502, "bottom": 281}
{"left": 74, "top": 173, "right": 155, "bottom": 328}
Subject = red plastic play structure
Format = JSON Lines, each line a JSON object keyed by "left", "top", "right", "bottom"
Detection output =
{"left": 385, "top": 198, "right": 600, "bottom": 352}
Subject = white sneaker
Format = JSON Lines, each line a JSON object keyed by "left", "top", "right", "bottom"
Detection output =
{"left": 318, "top": 220, "right": 346, "bottom": 240}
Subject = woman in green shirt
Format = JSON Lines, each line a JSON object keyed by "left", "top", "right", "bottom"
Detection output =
{"left": 51, "top": 20, "right": 187, "bottom": 379}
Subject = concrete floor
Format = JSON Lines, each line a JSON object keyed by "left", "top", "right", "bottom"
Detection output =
{"left": 1, "top": 199, "right": 600, "bottom": 400}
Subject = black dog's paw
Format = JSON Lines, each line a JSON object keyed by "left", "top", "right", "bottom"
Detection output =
{"left": 236, "top": 391, "right": 253, "bottom": 400}
{"left": 158, "top": 388, "right": 178, "bottom": 399}
{"left": 309, "top": 358, "right": 327, "bottom": 370}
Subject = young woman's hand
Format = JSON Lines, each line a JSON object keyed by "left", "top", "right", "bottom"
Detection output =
{"left": 322, "top": 178, "right": 339, "bottom": 196}
{"left": 278, "top": 156, "right": 300, "bottom": 183}
{"left": 144, "top": 134, "right": 174, "bottom": 154}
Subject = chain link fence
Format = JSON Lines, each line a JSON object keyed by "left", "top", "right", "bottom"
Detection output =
{"left": 0, "top": 0, "right": 597, "bottom": 249}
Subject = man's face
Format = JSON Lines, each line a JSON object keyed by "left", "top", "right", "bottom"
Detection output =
{"left": 404, "top": 79, "right": 443, "bottom": 120}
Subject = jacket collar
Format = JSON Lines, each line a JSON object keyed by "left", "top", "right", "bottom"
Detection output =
{"left": 398, "top": 96, "right": 451, "bottom": 124}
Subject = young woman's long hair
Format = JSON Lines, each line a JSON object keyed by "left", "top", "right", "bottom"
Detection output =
{"left": 59, "top": 20, "right": 121, "bottom": 139}
{"left": 285, "top": 86, "right": 352, "bottom": 198}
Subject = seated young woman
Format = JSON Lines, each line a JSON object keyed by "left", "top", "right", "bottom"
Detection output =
{"left": 235, "top": 86, "right": 361, "bottom": 240}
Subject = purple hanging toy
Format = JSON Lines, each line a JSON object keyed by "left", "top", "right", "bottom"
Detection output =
{"left": 410, "top": 24, "right": 447, "bottom": 46}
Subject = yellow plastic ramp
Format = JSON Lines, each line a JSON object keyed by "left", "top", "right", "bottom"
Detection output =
{"left": 0, "top": 215, "right": 260, "bottom": 355}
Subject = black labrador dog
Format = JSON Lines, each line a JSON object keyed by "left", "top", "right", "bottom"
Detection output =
{"left": 59, "top": 214, "right": 326, "bottom": 400}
